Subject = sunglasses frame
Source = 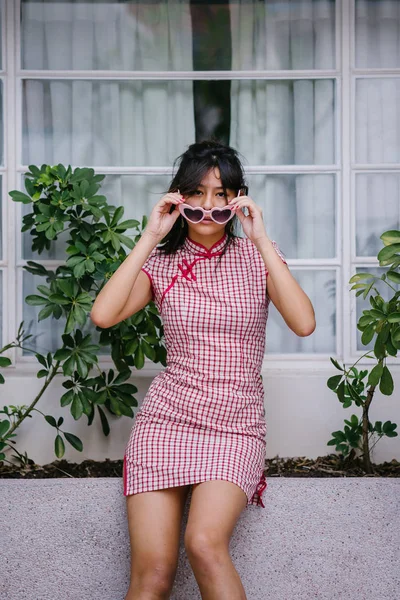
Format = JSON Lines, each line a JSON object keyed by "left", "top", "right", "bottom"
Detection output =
{"left": 178, "top": 203, "right": 236, "bottom": 224}
{"left": 177, "top": 186, "right": 248, "bottom": 225}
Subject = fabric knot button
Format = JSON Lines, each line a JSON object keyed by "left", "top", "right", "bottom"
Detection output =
{"left": 178, "top": 258, "right": 197, "bottom": 281}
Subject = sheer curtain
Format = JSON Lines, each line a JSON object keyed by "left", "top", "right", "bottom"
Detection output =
{"left": 356, "top": 0, "right": 400, "bottom": 258}
{"left": 22, "top": 1, "right": 194, "bottom": 166}
{"left": 230, "top": 0, "right": 336, "bottom": 353}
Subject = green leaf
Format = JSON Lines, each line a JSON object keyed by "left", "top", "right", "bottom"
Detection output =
{"left": 349, "top": 273, "right": 375, "bottom": 283}
{"left": 25, "top": 294, "right": 48, "bottom": 306}
{"left": 134, "top": 344, "right": 145, "bottom": 369}
{"left": 379, "top": 366, "right": 394, "bottom": 395}
{"left": 330, "top": 357, "right": 344, "bottom": 371}
{"left": 327, "top": 374, "right": 342, "bottom": 390}
{"left": 9, "top": 190, "right": 32, "bottom": 204}
{"left": 71, "top": 394, "right": 83, "bottom": 420}
{"left": 54, "top": 348, "right": 72, "bottom": 361}
{"left": 387, "top": 312, "right": 400, "bottom": 323}
{"left": 45, "top": 415, "right": 58, "bottom": 427}
{"left": 55, "top": 434, "right": 65, "bottom": 458}
{"left": 64, "top": 432, "right": 83, "bottom": 452}
{"left": 0, "top": 420, "right": 10, "bottom": 437}
{"left": 361, "top": 324, "right": 375, "bottom": 345}
{"left": 38, "top": 305, "right": 56, "bottom": 321}
{"left": 377, "top": 243, "right": 400, "bottom": 262}
{"left": 110, "top": 205, "right": 124, "bottom": 227}
{"left": 386, "top": 270, "right": 400, "bottom": 284}
{"left": 60, "top": 389, "right": 74, "bottom": 407}
{"left": 367, "top": 362, "right": 383, "bottom": 387}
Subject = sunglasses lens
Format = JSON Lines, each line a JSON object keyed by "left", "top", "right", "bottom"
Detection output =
{"left": 183, "top": 207, "right": 203, "bottom": 223}
{"left": 213, "top": 209, "right": 232, "bottom": 224}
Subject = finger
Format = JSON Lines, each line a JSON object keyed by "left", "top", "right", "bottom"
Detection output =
{"left": 162, "top": 194, "right": 182, "bottom": 205}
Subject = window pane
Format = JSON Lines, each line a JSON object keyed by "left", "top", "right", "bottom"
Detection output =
{"left": 246, "top": 174, "right": 336, "bottom": 259}
{"left": 22, "top": 270, "right": 109, "bottom": 355}
{"left": 355, "top": 266, "right": 400, "bottom": 352}
{"left": 356, "top": 79, "right": 400, "bottom": 164}
{"left": 0, "top": 3, "right": 2, "bottom": 68}
{"left": 22, "top": 79, "right": 196, "bottom": 167}
{"left": 0, "top": 176, "right": 2, "bottom": 260}
{"left": 356, "top": 173, "right": 400, "bottom": 257}
{"left": 232, "top": 79, "right": 336, "bottom": 165}
{"left": 22, "top": 78, "right": 335, "bottom": 167}
{"left": 268, "top": 269, "right": 336, "bottom": 353}
{"left": 21, "top": 173, "right": 171, "bottom": 260}
{"left": 0, "top": 81, "right": 3, "bottom": 166}
{"left": 0, "top": 271, "right": 2, "bottom": 346}
{"left": 355, "top": 0, "right": 400, "bottom": 68}
{"left": 21, "top": 0, "right": 336, "bottom": 72}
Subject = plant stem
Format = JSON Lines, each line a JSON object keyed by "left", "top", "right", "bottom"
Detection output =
{"left": 6, "top": 360, "right": 62, "bottom": 437}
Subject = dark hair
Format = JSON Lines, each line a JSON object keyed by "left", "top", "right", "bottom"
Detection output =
{"left": 155, "top": 138, "right": 249, "bottom": 268}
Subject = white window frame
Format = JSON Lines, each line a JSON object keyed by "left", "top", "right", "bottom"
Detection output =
{"left": 2, "top": 0, "right": 398, "bottom": 376}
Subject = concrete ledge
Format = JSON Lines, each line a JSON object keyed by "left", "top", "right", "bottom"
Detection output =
{"left": 1, "top": 478, "right": 399, "bottom": 599}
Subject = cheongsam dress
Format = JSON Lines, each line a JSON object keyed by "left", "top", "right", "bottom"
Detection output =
{"left": 123, "top": 231, "right": 288, "bottom": 507}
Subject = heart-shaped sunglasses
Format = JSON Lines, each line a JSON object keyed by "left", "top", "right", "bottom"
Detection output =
{"left": 178, "top": 187, "right": 247, "bottom": 225}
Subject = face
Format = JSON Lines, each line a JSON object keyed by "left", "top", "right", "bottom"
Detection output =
{"left": 181, "top": 167, "right": 237, "bottom": 238}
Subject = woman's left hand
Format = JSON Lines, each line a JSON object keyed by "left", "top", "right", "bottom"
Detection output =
{"left": 228, "top": 193, "right": 268, "bottom": 245}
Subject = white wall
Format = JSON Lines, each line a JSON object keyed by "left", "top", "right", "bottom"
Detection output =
{"left": 3, "top": 364, "right": 400, "bottom": 466}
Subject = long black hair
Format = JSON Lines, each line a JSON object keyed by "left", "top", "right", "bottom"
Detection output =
{"left": 155, "top": 138, "right": 249, "bottom": 267}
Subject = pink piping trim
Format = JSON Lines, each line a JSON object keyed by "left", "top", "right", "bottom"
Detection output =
{"left": 251, "top": 472, "right": 267, "bottom": 507}
{"left": 186, "top": 231, "right": 227, "bottom": 253}
{"left": 123, "top": 454, "right": 127, "bottom": 495}
{"left": 159, "top": 248, "right": 224, "bottom": 310}
{"left": 141, "top": 267, "right": 154, "bottom": 298}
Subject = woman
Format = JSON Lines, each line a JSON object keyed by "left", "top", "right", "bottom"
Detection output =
{"left": 91, "top": 139, "right": 315, "bottom": 599}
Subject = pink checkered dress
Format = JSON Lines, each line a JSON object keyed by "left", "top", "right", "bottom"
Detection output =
{"left": 123, "top": 232, "right": 287, "bottom": 507}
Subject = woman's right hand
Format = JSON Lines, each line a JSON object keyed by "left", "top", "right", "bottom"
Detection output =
{"left": 143, "top": 190, "right": 184, "bottom": 243}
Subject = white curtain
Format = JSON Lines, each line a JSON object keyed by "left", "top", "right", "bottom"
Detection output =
{"left": 354, "top": 0, "right": 400, "bottom": 350}
{"left": 356, "top": 1, "right": 400, "bottom": 255}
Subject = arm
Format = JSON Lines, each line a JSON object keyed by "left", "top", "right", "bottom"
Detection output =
{"left": 90, "top": 231, "right": 159, "bottom": 329}
{"left": 256, "top": 236, "right": 316, "bottom": 337}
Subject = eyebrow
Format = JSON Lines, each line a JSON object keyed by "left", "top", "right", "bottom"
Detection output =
{"left": 198, "top": 185, "right": 224, "bottom": 190}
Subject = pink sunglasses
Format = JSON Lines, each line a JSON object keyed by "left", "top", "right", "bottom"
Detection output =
{"left": 178, "top": 188, "right": 245, "bottom": 225}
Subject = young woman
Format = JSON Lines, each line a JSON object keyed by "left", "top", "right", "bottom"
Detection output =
{"left": 91, "top": 140, "right": 315, "bottom": 600}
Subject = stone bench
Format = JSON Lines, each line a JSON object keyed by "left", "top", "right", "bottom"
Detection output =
{"left": 1, "top": 478, "right": 398, "bottom": 599}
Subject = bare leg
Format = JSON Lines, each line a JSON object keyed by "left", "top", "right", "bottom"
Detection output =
{"left": 124, "top": 483, "right": 191, "bottom": 600}
{"left": 184, "top": 480, "right": 248, "bottom": 600}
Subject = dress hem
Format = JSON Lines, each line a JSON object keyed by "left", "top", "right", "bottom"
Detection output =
{"left": 123, "top": 454, "right": 267, "bottom": 509}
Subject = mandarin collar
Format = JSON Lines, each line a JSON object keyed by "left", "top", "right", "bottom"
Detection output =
{"left": 183, "top": 232, "right": 228, "bottom": 257}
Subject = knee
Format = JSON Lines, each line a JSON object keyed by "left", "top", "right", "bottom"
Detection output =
{"left": 184, "top": 530, "right": 228, "bottom": 568}
{"left": 132, "top": 558, "right": 176, "bottom": 596}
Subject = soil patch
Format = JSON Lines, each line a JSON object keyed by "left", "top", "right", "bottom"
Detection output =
{"left": 1, "top": 453, "right": 399, "bottom": 480}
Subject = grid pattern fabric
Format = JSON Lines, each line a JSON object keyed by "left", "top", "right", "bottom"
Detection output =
{"left": 124, "top": 233, "right": 287, "bottom": 507}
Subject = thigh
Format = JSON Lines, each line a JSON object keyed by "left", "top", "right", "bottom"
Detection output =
{"left": 185, "top": 480, "right": 248, "bottom": 550}
{"left": 125, "top": 483, "right": 191, "bottom": 573}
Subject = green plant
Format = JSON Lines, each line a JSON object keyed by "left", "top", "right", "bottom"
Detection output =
{"left": 327, "top": 229, "right": 399, "bottom": 473}
{"left": 0, "top": 164, "right": 166, "bottom": 467}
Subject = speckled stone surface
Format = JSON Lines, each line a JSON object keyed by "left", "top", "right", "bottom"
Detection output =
{"left": 1, "top": 478, "right": 399, "bottom": 600}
